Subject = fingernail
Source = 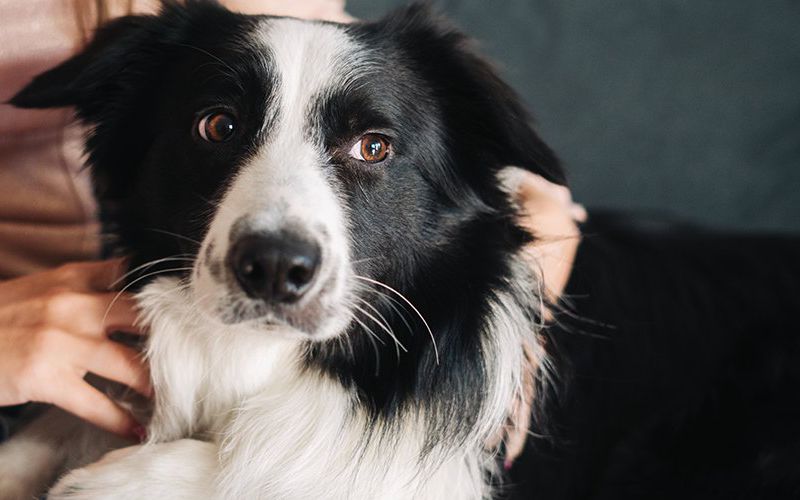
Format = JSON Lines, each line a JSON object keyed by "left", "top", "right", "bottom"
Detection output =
{"left": 131, "top": 425, "right": 147, "bottom": 443}
{"left": 504, "top": 459, "right": 513, "bottom": 471}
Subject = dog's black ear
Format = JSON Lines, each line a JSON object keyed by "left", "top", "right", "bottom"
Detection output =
{"left": 8, "top": 5, "right": 201, "bottom": 205}
{"left": 9, "top": 15, "right": 159, "bottom": 117}
{"left": 374, "top": 4, "right": 566, "bottom": 185}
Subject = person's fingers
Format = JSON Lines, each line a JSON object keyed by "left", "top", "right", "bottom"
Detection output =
{"left": 73, "top": 258, "right": 129, "bottom": 291}
{"left": 30, "top": 290, "right": 143, "bottom": 337}
{"left": 517, "top": 171, "right": 571, "bottom": 204}
{"left": 48, "top": 377, "right": 139, "bottom": 438}
{"left": 511, "top": 172, "right": 582, "bottom": 314}
{"left": 0, "top": 271, "right": 59, "bottom": 305}
{"left": 0, "top": 259, "right": 129, "bottom": 306}
{"left": 75, "top": 337, "right": 152, "bottom": 398}
{"left": 516, "top": 171, "right": 587, "bottom": 224}
{"left": 100, "top": 294, "right": 143, "bottom": 334}
{"left": 516, "top": 174, "right": 581, "bottom": 241}
{"left": 49, "top": 259, "right": 128, "bottom": 292}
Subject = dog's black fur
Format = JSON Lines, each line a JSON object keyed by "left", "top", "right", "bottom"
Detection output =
{"left": 510, "top": 214, "right": 800, "bottom": 499}
{"left": 10, "top": 1, "right": 800, "bottom": 498}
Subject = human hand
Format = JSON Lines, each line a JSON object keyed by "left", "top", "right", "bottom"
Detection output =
{"left": 515, "top": 171, "right": 585, "bottom": 312}
{"left": 492, "top": 170, "right": 585, "bottom": 467}
{"left": 0, "top": 259, "right": 149, "bottom": 438}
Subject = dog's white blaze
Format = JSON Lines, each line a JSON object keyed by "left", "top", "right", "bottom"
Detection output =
{"left": 194, "top": 19, "right": 364, "bottom": 338}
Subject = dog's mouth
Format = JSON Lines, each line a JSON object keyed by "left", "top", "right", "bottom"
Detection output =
{"left": 215, "top": 295, "right": 322, "bottom": 329}
{"left": 194, "top": 273, "right": 352, "bottom": 340}
{"left": 191, "top": 228, "right": 353, "bottom": 340}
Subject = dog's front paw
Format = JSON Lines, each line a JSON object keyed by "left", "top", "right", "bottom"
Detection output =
{"left": 48, "top": 446, "right": 141, "bottom": 500}
{"left": 48, "top": 440, "right": 216, "bottom": 500}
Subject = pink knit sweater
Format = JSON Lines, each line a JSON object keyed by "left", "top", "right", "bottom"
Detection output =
{"left": 0, "top": 1, "right": 104, "bottom": 278}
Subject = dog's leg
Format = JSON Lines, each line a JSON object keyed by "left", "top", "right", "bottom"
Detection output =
{"left": 0, "top": 407, "right": 125, "bottom": 500}
{"left": 48, "top": 439, "right": 218, "bottom": 500}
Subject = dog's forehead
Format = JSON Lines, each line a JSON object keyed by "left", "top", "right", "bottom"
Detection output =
{"left": 198, "top": 19, "right": 364, "bottom": 251}
{"left": 255, "top": 18, "right": 366, "bottom": 126}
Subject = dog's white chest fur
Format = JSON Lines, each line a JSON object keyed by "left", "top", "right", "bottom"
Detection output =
{"left": 135, "top": 277, "right": 491, "bottom": 499}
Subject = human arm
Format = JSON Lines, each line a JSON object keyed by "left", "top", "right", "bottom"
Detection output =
{"left": 501, "top": 170, "right": 584, "bottom": 466}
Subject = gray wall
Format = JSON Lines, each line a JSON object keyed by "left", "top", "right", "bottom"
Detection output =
{"left": 348, "top": 0, "right": 800, "bottom": 232}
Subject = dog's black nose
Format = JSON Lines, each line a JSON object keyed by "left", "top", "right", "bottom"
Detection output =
{"left": 229, "top": 232, "right": 321, "bottom": 304}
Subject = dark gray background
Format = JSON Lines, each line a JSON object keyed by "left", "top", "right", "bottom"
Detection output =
{"left": 348, "top": 0, "right": 800, "bottom": 232}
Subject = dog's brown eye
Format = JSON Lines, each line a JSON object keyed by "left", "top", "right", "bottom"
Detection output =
{"left": 349, "top": 134, "right": 390, "bottom": 163}
{"left": 198, "top": 112, "right": 236, "bottom": 143}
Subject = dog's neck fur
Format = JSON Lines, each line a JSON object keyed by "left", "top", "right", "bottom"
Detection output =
{"left": 136, "top": 251, "right": 540, "bottom": 499}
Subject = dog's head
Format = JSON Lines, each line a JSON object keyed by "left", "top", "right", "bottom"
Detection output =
{"left": 12, "top": 2, "right": 564, "bottom": 346}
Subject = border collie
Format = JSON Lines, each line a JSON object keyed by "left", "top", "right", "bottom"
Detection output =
{"left": 3, "top": 2, "right": 800, "bottom": 499}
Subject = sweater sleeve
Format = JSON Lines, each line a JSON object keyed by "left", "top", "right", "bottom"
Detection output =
{"left": 0, "top": 0, "right": 101, "bottom": 279}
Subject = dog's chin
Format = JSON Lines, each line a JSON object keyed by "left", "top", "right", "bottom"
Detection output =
{"left": 190, "top": 289, "right": 353, "bottom": 342}
{"left": 210, "top": 312, "right": 351, "bottom": 342}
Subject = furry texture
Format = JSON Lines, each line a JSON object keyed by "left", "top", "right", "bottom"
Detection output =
{"left": 4, "top": 2, "right": 799, "bottom": 499}
{"left": 3, "top": 2, "right": 558, "bottom": 499}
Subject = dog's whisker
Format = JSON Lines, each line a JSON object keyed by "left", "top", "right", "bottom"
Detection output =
{"left": 347, "top": 308, "right": 387, "bottom": 348}
{"left": 354, "top": 276, "right": 439, "bottom": 365}
{"left": 354, "top": 297, "right": 405, "bottom": 361}
{"left": 365, "top": 289, "right": 416, "bottom": 339}
{"left": 101, "top": 267, "right": 195, "bottom": 331}
{"left": 352, "top": 303, "right": 407, "bottom": 357}
{"left": 339, "top": 314, "right": 367, "bottom": 366}
{"left": 349, "top": 313, "right": 388, "bottom": 366}
{"left": 145, "top": 228, "right": 203, "bottom": 247}
{"left": 354, "top": 296, "right": 394, "bottom": 332}
{"left": 111, "top": 255, "right": 195, "bottom": 289}
{"left": 360, "top": 327, "right": 381, "bottom": 377}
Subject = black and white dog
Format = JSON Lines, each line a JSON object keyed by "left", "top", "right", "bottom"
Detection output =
{"left": 3, "top": 1, "right": 800, "bottom": 499}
